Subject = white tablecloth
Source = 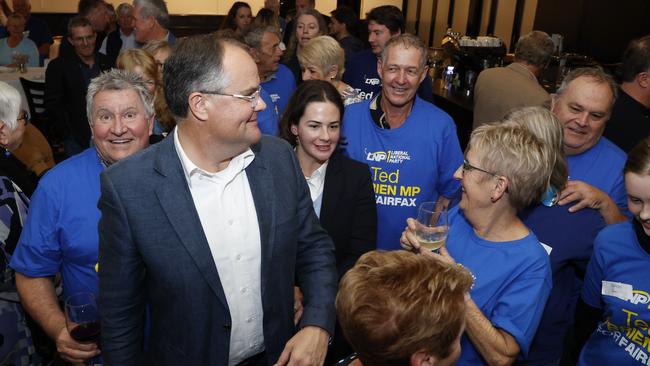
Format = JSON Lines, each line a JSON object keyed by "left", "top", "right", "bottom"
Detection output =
{"left": 0, "top": 66, "right": 46, "bottom": 111}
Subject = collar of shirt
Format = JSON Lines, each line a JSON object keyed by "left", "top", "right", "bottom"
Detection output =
{"left": 262, "top": 71, "right": 278, "bottom": 83}
{"left": 305, "top": 161, "right": 328, "bottom": 201}
{"left": 173, "top": 128, "right": 255, "bottom": 188}
{"left": 508, "top": 62, "right": 538, "bottom": 81}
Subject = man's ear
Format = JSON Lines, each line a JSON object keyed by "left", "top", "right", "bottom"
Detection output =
{"left": 250, "top": 48, "right": 261, "bottom": 63}
{"left": 187, "top": 92, "right": 210, "bottom": 122}
{"left": 492, "top": 175, "right": 509, "bottom": 201}
{"left": 637, "top": 72, "right": 649, "bottom": 89}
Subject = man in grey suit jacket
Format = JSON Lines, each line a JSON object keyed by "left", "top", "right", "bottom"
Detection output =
{"left": 98, "top": 34, "right": 338, "bottom": 365}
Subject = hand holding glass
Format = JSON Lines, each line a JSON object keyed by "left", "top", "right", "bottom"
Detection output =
{"left": 415, "top": 202, "right": 448, "bottom": 252}
{"left": 65, "top": 292, "right": 101, "bottom": 365}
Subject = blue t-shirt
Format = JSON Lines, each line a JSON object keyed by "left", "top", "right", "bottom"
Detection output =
{"left": 258, "top": 87, "right": 279, "bottom": 136}
{"left": 261, "top": 64, "right": 296, "bottom": 115}
{"left": 341, "top": 97, "right": 462, "bottom": 250}
{"left": 578, "top": 221, "right": 650, "bottom": 366}
{"left": 518, "top": 204, "right": 606, "bottom": 365}
{"left": 0, "top": 38, "right": 39, "bottom": 67}
{"left": 342, "top": 49, "right": 435, "bottom": 104}
{"left": 567, "top": 137, "right": 628, "bottom": 214}
{"left": 447, "top": 207, "right": 552, "bottom": 365}
{"left": 10, "top": 148, "right": 103, "bottom": 300}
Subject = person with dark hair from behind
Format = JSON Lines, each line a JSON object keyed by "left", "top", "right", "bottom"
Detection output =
{"left": 574, "top": 136, "right": 650, "bottom": 365}
{"left": 45, "top": 15, "right": 111, "bottom": 158}
{"left": 220, "top": 1, "right": 252, "bottom": 36}
{"left": 343, "top": 5, "right": 433, "bottom": 103}
{"left": 279, "top": 80, "right": 376, "bottom": 363}
{"left": 329, "top": 6, "right": 364, "bottom": 62}
{"left": 472, "top": 30, "right": 555, "bottom": 129}
{"left": 336, "top": 250, "right": 473, "bottom": 366}
{"left": 603, "top": 35, "right": 650, "bottom": 153}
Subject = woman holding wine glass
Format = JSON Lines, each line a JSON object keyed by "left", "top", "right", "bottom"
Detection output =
{"left": 0, "top": 13, "right": 39, "bottom": 67}
{"left": 279, "top": 80, "right": 376, "bottom": 363}
{"left": 401, "top": 123, "right": 553, "bottom": 365}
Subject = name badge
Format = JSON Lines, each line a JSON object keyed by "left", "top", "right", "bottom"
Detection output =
{"left": 602, "top": 280, "right": 633, "bottom": 301}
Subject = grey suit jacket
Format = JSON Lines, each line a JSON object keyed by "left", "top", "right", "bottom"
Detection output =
{"left": 98, "top": 134, "right": 337, "bottom": 365}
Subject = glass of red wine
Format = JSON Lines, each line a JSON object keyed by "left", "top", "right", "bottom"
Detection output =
{"left": 65, "top": 292, "right": 101, "bottom": 365}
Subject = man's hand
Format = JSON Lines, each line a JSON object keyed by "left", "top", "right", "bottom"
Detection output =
{"left": 274, "top": 326, "right": 329, "bottom": 366}
{"left": 558, "top": 180, "right": 609, "bottom": 212}
{"left": 55, "top": 325, "right": 100, "bottom": 364}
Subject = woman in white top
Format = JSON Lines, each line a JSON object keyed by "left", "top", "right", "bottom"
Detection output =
{"left": 0, "top": 13, "right": 38, "bottom": 67}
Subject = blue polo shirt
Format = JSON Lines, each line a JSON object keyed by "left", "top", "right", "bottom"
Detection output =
{"left": 343, "top": 49, "right": 434, "bottom": 104}
{"left": 259, "top": 87, "right": 280, "bottom": 136}
{"left": 567, "top": 137, "right": 628, "bottom": 214}
{"left": 10, "top": 148, "right": 103, "bottom": 300}
{"left": 261, "top": 64, "right": 296, "bottom": 115}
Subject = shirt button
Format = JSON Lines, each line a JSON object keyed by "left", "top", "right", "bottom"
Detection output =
{"left": 241, "top": 287, "right": 247, "bottom": 293}
{"left": 236, "top": 254, "right": 242, "bottom": 261}
{"left": 228, "top": 219, "right": 234, "bottom": 226}
{"left": 247, "top": 317, "right": 253, "bottom": 323}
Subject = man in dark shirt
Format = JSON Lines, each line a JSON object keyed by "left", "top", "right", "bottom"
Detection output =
{"left": 45, "top": 16, "right": 111, "bottom": 157}
{"left": 603, "top": 35, "right": 650, "bottom": 153}
{"left": 329, "top": 6, "right": 364, "bottom": 61}
{"left": 0, "top": 0, "right": 53, "bottom": 63}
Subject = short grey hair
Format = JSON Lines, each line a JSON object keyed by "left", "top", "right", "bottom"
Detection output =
{"left": 116, "top": 2, "right": 133, "bottom": 16}
{"left": 244, "top": 25, "right": 280, "bottom": 51}
{"left": 381, "top": 33, "right": 427, "bottom": 69}
{"left": 514, "top": 31, "right": 555, "bottom": 68}
{"left": 133, "top": 0, "right": 170, "bottom": 29}
{"left": 556, "top": 67, "right": 618, "bottom": 105}
{"left": 86, "top": 69, "right": 154, "bottom": 124}
{"left": 0, "top": 81, "right": 22, "bottom": 131}
{"left": 164, "top": 34, "right": 249, "bottom": 119}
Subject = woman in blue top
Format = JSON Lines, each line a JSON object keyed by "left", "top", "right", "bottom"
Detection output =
{"left": 0, "top": 13, "right": 39, "bottom": 67}
{"left": 401, "top": 123, "right": 553, "bottom": 365}
{"left": 576, "top": 137, "right": 650, "bottom": 365}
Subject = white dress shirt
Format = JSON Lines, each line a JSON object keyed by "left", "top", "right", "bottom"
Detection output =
{"left": 174, "top": 129, "right": 264, "bottom": 365}
{"left": 305, "top": 162, "right": 328, "bottom": 217}
{"left": 99, "top": 29, "right": 136, "bottom": 55}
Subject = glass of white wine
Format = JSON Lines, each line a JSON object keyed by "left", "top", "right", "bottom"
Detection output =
{"left": 415, "top": 202, "right": 448, "bottom": 252}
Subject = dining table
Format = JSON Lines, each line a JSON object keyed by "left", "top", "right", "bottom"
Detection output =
{"left": 0, "top": 65, "right": 47, "bottom": 111}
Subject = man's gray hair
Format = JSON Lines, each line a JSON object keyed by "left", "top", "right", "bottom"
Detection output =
{"left": 244, "top": 25, "right": 280, "bottom": 51}
{"left": 380, "top": 33, "right": 428, "bottom": 69}
{"left": 0, "top": 81, "right": 23, "bottom": 132}
{"left": 164, "top": 34, "right": 249, "bottom": 119}
{"left": 514, "top": 31, "right": 555, "bottom": 68}
{"left": 116, "top": 2, "right": 133, "bottom": 15}
{"left": 86, "top": 69, "right": 154, "bottom": 124}
{"left": 556, "top": 67, "right": 618, "bottom": 104}
{"left": 133, "top": 0, "right": 169, "bottom": 29}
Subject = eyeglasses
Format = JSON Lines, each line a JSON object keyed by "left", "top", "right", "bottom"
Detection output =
{"left": 200, "top": 86, "right": 262, "bottom": 109}
{"left": 462, "top": 159, "right": 498, "bottom": 177}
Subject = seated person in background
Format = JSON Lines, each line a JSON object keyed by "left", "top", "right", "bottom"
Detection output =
{"left": 342, "top": 34, "right": 462, "bottom": 251}
{"left": 132, "top": 0, "right": 176, "bottom": 46}
{"left": 401, "top": 123, "right": 553, "bottom": 365}
{"left": 472, "top": 30, "right": 554, "bottom": 129}
{"left": 10, "top": 69, "right": 153, "bottom": 365}
{"left": 603, "top": 35, "right": 650, "bottom": 153}
{"left": 336, "top": 250, "right": 473, "bottom": 366}
{"left": 101, "top": 2, "right": 137, "bottom": 67}
{"left": 116, "top": 48, "right": 174, "bottom": 135}
{"left": 0, "top": 81, "right": 53, "bottom": 195}
{"left": 219, "top": 1, "right": 252, "bottom": 37}
{"left": 280, "top": 80, "right": 376, "bottom": 363}
{"left": 46, "top": 16, "right": 111, "bottom": 158}
{"left": 575, "top": 136, "right": 650, "bottom": 366}
{"left": 501, "top": 107, "right": 614, "bottom": 366}
{"left": 343, "top": 5, "right": 433, "bottom": 103}
{"left": 0, "top": 13, "right": 39, "bottom": 67}
{"left": 298, "top": 35, "right": 363, "bottom": 105}
{"left": 0, "top": 0, "right": 53, "bottom": 62}
{"left": 329, "top": 6, "right": 365, "bottom": 61}
{"left": 282, "top": 8, "right": 327, "bottom": 83}
{"left": 552, "top": 68, "right": 630, "bottom": 218}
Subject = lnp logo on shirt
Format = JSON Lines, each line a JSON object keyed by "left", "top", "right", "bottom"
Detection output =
{"left": 365, "top": 149, "right": 411, "bottom": 164}
{"left": 365, "top": 77, "right": 380, "bottom": 86}
{"left": 270, "top": 93, "right": 281, "bottom": 103}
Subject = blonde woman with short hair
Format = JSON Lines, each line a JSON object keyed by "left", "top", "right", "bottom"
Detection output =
{"left": 298, "top": 35, "right": 362, "bottom": 105}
